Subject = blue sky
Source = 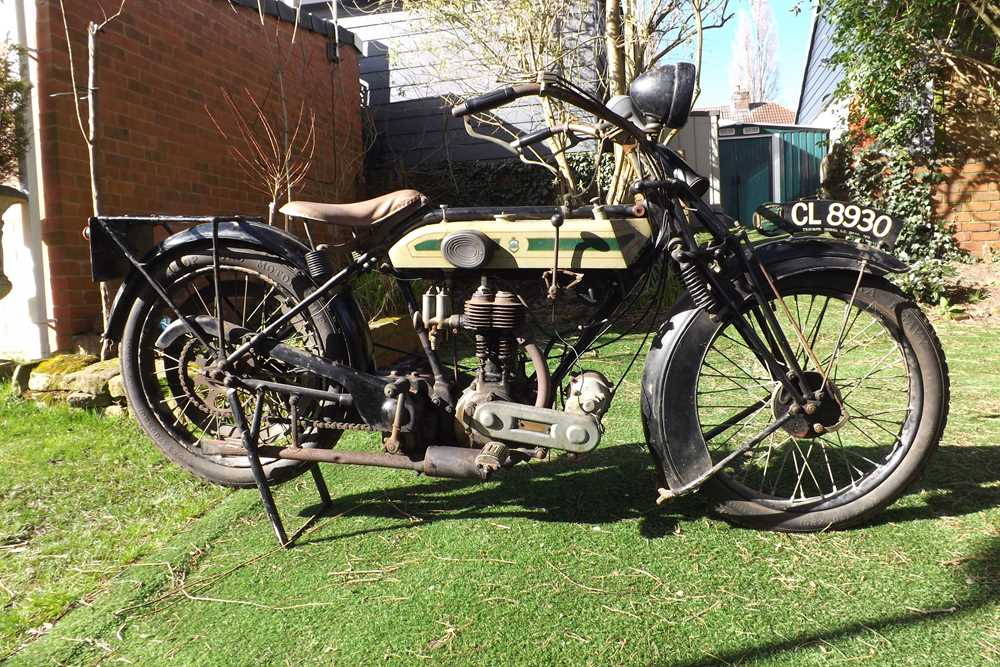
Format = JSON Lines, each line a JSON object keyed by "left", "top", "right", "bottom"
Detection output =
{"left": 681, "top": 0, "right": 814, "bottom": 111}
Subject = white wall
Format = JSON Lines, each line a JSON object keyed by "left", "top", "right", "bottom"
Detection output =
{"left": 667, "top": 112, "right": 721, "bottom": 206}
{"left": 0, "top": 0, "right": 53, "bottom": 360}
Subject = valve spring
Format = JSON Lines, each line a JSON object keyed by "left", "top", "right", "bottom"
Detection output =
{"left": 679, "top": 262, "right": 716, "bottom": 311}
{"left": 496, "top": 337, "right": 518, "bottom": 361}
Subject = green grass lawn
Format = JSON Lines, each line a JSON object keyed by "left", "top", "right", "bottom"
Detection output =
{"left": 0, "top": 392, "right": 230, "bottom": 658}
{"left": 2, "top": 320, "right": 997, "bottom": 665}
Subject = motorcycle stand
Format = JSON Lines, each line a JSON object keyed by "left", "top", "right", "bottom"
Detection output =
{"left": 226, "top": 387, "right": 333, "bottom": 548}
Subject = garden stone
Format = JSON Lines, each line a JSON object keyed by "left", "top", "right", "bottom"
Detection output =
{"left": 62, "top": 358, "right": 120, "bottom": 396}
{"left": 28, "top": 354, "right": 98, "bottom": 392}
{"left": 103, "top": 404, "right": 127, "bottom": 418}
{"left": 29, "top": 390, "right": 65, "bottom": 407}
{"left": 66, "top": 392, "right": 111, "bottom": 410}
{"left": 12, "top": 360, "right": 42, "bottom": 396}
{"left": 107, "top": 374, "right": 125, "bottom": 399}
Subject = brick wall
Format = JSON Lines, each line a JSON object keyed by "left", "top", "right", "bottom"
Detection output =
{"left": 935, "top": 161, "right": 1000, "bottom": 257}
{"left": 35, "top": 0, "right": 363, "bottom": 351}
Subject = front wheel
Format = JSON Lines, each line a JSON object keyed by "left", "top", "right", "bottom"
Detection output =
{"left": 659, "top": 271, "right": 949, "bottom": 531}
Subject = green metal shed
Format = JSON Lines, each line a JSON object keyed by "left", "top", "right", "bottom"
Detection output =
{"left": 718, "top": 123, "right": 829, "bottom": 226}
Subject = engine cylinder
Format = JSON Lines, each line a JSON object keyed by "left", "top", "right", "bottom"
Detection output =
{"left": 463, "top": 286, "right": 526, "bottom": 359}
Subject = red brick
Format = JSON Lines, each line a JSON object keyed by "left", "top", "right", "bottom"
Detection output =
{"left": 964, "top": 222, "right": 992, "bottom": 232}
{"left": 36, "top": 0, "right": 362, "bottom": 350}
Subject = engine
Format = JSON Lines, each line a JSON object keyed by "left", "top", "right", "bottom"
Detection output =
{"left": 452, "top": 279, "right": 529, "bottom": 444}
{"left": 420, "top": 276, "right": 613, "bottom": 455}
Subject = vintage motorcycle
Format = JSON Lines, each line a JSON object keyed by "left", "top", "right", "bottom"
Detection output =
{"left": 88, "top": 63, "right": 949, "bottom": 545}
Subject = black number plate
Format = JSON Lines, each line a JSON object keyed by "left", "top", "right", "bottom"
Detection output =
{"left": 754, "top": 200, "right": 903, "bottom": 250}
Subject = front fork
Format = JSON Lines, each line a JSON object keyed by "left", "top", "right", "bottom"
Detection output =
{"left": 663, "top": 202, "right": 813, "bottom": 407}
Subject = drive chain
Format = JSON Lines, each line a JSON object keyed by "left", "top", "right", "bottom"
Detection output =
{"left": 312, "top": 418, "right": 380, "bottom": 432}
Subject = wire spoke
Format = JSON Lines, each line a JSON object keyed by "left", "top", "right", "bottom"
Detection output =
{"left": 699, "top": 276, "right": 915, "bottom": 504}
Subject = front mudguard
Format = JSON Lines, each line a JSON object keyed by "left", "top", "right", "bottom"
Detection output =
{"left": 641, "top": 236, "right": 908, "bottom": 492}
{"left": 102, "top": 220, "right": 374, "bottom": 372}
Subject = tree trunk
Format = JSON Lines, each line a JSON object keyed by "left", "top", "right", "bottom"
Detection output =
{"left": 88, "top": 24, "right": 113, "bottom": 359}
{"left": 605, "top": 0, "right": 626, "bottom": 96}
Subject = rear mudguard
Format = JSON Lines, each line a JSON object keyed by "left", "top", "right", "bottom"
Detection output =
{"left": 641, "top": 236, "right": 907, "bottom": 492}
{"left": 103, "top": 220, "right": 374, "bottom": 372}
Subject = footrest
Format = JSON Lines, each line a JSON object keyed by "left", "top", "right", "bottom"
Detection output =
{"left": 474, "top": 441, "right": 509, "bottom": 476}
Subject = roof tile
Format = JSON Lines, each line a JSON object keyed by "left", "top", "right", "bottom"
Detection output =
{"left": 696, "top": 101, "right": 796, "bottom": 125}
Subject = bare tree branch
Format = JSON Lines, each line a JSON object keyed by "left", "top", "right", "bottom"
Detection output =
{"left": 57, "top": 0, "right": 88, "bottom": 143}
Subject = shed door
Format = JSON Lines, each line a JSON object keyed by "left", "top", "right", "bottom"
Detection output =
{"left": 720, "top": 137, "right": 773, "bottom": 226}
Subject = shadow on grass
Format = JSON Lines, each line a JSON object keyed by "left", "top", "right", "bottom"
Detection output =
{"left": 287, "top": 441, "right": 1000, "bottom": 546}
{"left": 293, "top": 444, "right": 701, "bottom": 544}
{"left": 676, "top": 535, "right": 999, "bottom": 666}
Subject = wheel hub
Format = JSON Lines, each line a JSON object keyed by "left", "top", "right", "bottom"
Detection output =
{"left": 772, "top": 371, "right": 847, "bottom": 438}
{"left": 176, "top": 339, "right": 231, "bottom": 418}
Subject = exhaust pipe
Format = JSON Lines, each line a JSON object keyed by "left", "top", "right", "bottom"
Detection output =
{"left": 208, "top": 443, "right": 491, "bottom": 480}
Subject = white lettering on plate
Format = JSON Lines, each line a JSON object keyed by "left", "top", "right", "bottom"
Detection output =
{"left": 791, "top": 202, "right": 809, "bottom": 226}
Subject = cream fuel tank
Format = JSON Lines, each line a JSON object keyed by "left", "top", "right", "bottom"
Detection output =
{"left": 388, "top": 204, "right": 653, "bottom": 272}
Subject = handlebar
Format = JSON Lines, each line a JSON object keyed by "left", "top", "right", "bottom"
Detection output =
{"left": 454, "top": 79, "right": 711, "bottom": 197}
{"left": 452, "top": 80, "right": 645, "bottom": 147}
{"left": 510, "top": 122, "right": 605, "bottom": 150}
{"left": 451, "top": 83, "right": 541, "bottom": 117}
{"left": 510, "top": 125, "right": 559, "bottom": 149}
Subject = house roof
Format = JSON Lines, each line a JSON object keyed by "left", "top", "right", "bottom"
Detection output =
{"left": 795, "top": 11, "right": 845, "bottom": 125}
{"left": 231, "top": 0, "right": 361, "bottom": 50}
{"left": 696, "top": 101, "right": 796, "bottom": 125}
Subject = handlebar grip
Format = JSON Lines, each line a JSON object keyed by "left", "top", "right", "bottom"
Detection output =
{"left": 511, "top": 126, "right": 558, "bottom": 149}
{"left": 658, "top": 147, "right": 710, "bottom": 198}
{"left": 451, "top": 83, "right": 540, "bottom": 117}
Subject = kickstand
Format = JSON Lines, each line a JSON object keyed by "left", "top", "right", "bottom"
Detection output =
{"left": 226, "top": 387, "right": 334, "bottom": 548}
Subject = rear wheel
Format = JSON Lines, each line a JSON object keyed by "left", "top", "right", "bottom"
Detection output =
{"left": 661, "top": 271, "right": 948, "bottom": 531}
{"left": 120, "top": 247, "right": 349, "bottom": 487}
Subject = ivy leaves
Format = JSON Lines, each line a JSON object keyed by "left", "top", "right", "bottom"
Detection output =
{"left": 819, "top": 0, "right": 999, "bottom": 302}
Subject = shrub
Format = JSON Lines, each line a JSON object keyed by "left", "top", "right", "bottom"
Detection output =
{"left": 0, "top": 41, "right": 28, "bottom": 182}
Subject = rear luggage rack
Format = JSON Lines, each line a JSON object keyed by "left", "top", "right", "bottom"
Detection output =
{"left": 87, "top": 215, "right": 264, "bottom": 283}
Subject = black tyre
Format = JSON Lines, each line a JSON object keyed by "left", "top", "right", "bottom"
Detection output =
{"left": 660, "top": 271, "right": 949, "bottom": 531}
{"left": 120, "top": 246, "right": 349, "bottom": 487}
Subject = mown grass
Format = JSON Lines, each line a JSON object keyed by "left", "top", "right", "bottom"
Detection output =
{"left": 0, "top": 391, "right": 230, "bottom": 658}
{"left": 3, "top": 320, "right": 998, "bottom": 665}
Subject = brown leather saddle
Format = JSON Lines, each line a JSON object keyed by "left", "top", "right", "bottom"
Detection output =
{"left": 279, "top": 190, "right": 428, "bottom": 231}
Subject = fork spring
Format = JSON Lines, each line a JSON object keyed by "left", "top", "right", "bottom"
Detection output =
{"left": 680, "top": 262, "right": 717, "bottom": 311}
